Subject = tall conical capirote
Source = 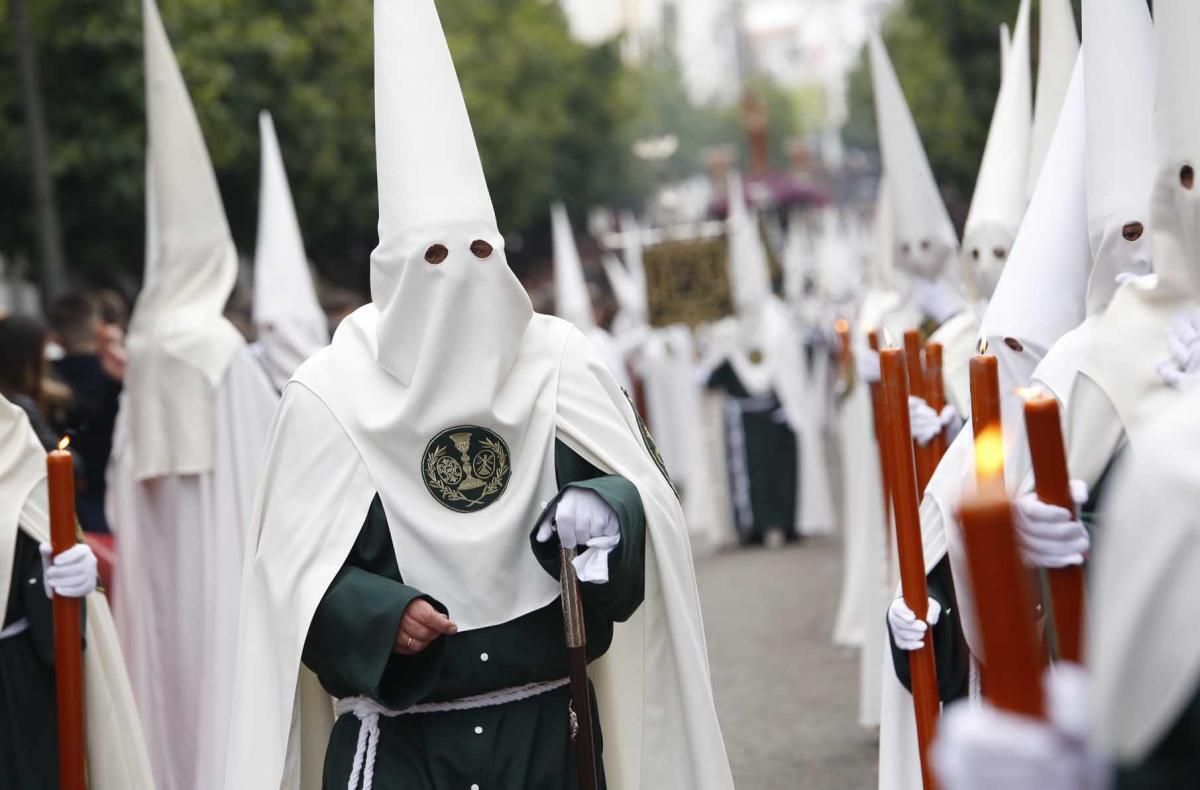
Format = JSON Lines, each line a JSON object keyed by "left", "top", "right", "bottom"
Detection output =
{"left": 868, "top": 32, "right": 958, "bottom": 281}
{"left": 1081, "top": 0, "right": 1156, "bottom": 315}
{"left": 368, "top": 0, "right": 531, "bottom": 387}
{"left": 551, "top": 201, "right": 596, "bottom": 331}
{"left": 254, "top": 111, "right": 328, "bottom": 385}
{"left": 961, "top": 0, "right": 1032, "bottom": 301}
{"left": 1027, "top": 0, "right": 1079, "bottom": 194}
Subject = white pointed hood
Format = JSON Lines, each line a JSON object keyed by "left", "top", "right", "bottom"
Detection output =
{"left": 253, "top": 111, "right": 328, "bottom": 389}
{"left": 980, "top": 58, "right": 1088, "bottom": 378}
{"left": 616, "top": 210, "right": 649, "bottom": 324}
{"left": 1000, "top": 23, "right": 1011, "bottom": 75}
{"left": 1027, "top": 0, "right": 1079, "bottom": 193}
{"left": 726, "top": 171, "right": 773, "bottom": 313}
{"left": 961, "top": 0, "right": 1031, "bottom": 302}
{"left": 122, "top": 0, "right": 244, "bottom": 479}
{"left": 369, "top": 0, "right": 527, "bottom": 389}
{"left": 551, "top": 201, "right": 596, "bottom": 331}
{"left": 1082, "top": 0, "right": 1156, "bottom": 315}
{"left": 868, "top": 32, "right": 958, "bottom": 281}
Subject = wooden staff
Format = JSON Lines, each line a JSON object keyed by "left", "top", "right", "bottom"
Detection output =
{"left": 904, "top": 330, "right": 934, "bottom": 496}
{"left": 868, "top": 332, "right": 893, "bottom": 541}
{"left": 47, "top": 440, "right": 86, "bottom": 790}
{"left": 1023, "top": 394, "right": 1087, "bottom": 664}
{"left": 924, "top": 342, "right": 948, "bottom": 465}
{"left": 959, "top": 484, "right": 1045, "bottom": 719}
{"left": 560, "top": 546, "right": 598, "bottom": 790}
{"left": 879, "top": 349, "right": 940, "bottom": 790}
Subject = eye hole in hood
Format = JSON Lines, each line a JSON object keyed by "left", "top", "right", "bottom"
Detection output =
{"left": 424, "top": 244, "right": 449, "bottom": 264}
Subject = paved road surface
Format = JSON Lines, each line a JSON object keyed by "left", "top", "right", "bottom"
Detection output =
{"left": 698, "top": 536, "right": 879, "bottom": 789}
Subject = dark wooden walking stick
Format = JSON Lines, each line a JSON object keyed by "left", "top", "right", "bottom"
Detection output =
{"left": 1023, "top": 394, "right": 1087, "bottom": 664}
{"left": 560, "top": 546, "right": 598, "bottom": 790}
{"left": 879, "top": 349, "right": 940, "bottom": 790}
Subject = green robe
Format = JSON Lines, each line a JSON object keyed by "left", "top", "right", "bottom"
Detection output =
{"left": 0, "top": 531, "right": 86, "bottom": 790}
{"left": 303, "top": 440, "right": 646, "bottom": 790}
{"left": 706, "top": 361, "right": 799, "bottom": 544}
{"left": 887, "top": 556, "right": 971, "bottom": 703}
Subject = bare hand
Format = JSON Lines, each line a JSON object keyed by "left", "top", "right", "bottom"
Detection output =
{"left": 393, "top": 598, "right": 457, "bottom": 655}
{"left": 97, "top": 324, "right": 128, "bottom": 381}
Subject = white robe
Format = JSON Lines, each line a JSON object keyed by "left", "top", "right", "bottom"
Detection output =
{"left": 110, "top": 345, "right": 279, "bottom": 790}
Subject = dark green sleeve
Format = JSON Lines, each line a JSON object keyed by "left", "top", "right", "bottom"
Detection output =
{"left": 1115, "top": 687, "right": 1200, "bottom": 790}
{"left": 887, "top": 555, "right": 970, "bottom": 703}
{"left": 302, "top": 496, "right": 448, "bottom": 709}
{"left": 529, "top": 441, "right": 646, "bottom": 623}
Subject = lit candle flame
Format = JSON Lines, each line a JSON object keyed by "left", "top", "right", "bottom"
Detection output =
{"left": 834, "top": 318, "right": 849, "bottom": 334}
{"left": 1015, "top": 386, "right": 1046, "bottom": 402}
{"left": 882, "top": 327, "right": 896, "bottom": 348}
{"left": 977, "top": 337, "right": 989, "bottom": 354}
{"left": 57, "top": 436, "right": 71, "bottom": 451}
{"left": 974, "top": 427, "right": 1004, "bottom": 481}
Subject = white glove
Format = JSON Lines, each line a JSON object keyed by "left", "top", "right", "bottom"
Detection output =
{"left": 1157, "top": 307, "right": 1200, "bottom": 388}
{"left": 535, "top": 488, "right": 621, "bottom": 584}
{"left": 856, "top": 348, "right": 881, "bottom": 383}
{"left": 888, "top": 596, "right": 942, "bottom": 651}
{"left": 913, "top": 277, "right": 966, "bottom": 325}
{"left": 933, "top": 665, "right": 1106, "bottom": 790}
{"left": 1013, "top": 481, "right": 1090, "bottom": 569}
{"left": 908, "top": 397, "right": 960, "bottom": 446}
{"left": 39, "top": 543, "right": 98, "bottom": 599}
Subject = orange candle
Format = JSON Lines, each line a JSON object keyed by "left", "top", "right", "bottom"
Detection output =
{"left": 924, "top": 342, "right": 948, "bottom": 465}
{"left": 879, "top": 348, "right": 940, "bottom": 790}
{"left": 905, "top": 330, "right": 934, "bottom": 496}
{"left": 47, "top": 441, "right": 86, "bottom": 790}
{"left": 1023, "top": 395, "right": 1087, "bottom": 664}
{"left": 964, "top": 355, "right": 1003, "bottom": 485}
{"left": 959, "top": 488, "right": 1045, "bottom": 720}
{"left": 835, "top": 319, "right": 852, "bottom": 385}
{"left": 868, "top": 331, "right": 893, "bottom": 548}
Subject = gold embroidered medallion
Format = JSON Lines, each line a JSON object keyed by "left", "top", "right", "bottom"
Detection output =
{"left": 422, "top": 426, "right": 512, "bottom": 513}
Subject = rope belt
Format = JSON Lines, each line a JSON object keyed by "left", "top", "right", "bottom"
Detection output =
{"left": 335, "top": 677, "right": 570, "bottom": 790}
{"left": 0, "top": 618, "right": 29, "bottom": 641}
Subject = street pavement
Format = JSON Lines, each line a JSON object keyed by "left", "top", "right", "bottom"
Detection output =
{"left": 698, "top": 536, "right": 879, "bottom": 789}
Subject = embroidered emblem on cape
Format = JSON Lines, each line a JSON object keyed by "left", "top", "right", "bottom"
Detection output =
{"left": 622, "top": 389, "right": 677, "bottom": 496}
{"left": 423, "top": 426, "right": 512, "bottom": 512}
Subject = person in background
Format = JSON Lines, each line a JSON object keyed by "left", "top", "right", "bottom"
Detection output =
{"left": 0, "top": 314, "right": 59, "bottom": 449}
{"left": 47, "top": 293, "right": 122, "bottom": 534}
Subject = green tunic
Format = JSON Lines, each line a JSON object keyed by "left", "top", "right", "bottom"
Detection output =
{"left": 303, "top": 440, "right": 646, "bottom": 790}
{"left": 0, "top": 531, "right": 86, "bottom": 790}
{"left": 706, "top": 361, "right": 799, "bottom": 544}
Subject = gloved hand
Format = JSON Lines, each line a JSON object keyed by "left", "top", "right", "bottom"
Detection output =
{"left": 1013, "top": 481, "right": 1090, "bottom": 568}
{"left": 39, "top": 542, "right": 98, "bottom": 599}
{"left": 933, "top": 665, "right": 1105, "bottom": 790}
{"left": 908, "top": 397, "right": 960, "bottom": 446}
{"left": 887, "top": 596, "right": 942, "bottom": 651}
{"left": 913, "top": 277, "right": 966, "bottom": 325}
{"left": 1157, "top": 307, "right": 1200, "bottom": 388}
{"left": 535, "top": 488, "right": 621, "bottom": 583}
{"left": 856, "top": 348, "right": 881, "bottom": 384}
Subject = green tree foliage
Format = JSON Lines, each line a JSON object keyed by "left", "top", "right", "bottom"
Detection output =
{"left": 844, "top": 0, "right": 1042, "bottom": 224}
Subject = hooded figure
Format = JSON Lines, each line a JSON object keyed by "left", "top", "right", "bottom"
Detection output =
{"left": 878, "top": 58, "right": 1090, "bottom": 790}
{"left": 1027, "top": 0, "right": 1079, "bottom": 195}
{"left": 552, "top": 201, "right": 633, "bottom": 393}
{"left": 108, "top": 2, "right": 259, "bottom": 788}
{"left": 928, "top": 9, "right": 1200, "bottom": 786}
{"left": 701, "top": 172, "right": 816, "bottom": 543}
{"left": 222, "top": 2, "right": 732, "bottom": 789}
{"left": 960, "top": 0, "right": 1031, "bottom": 306}
{"left": 0, "top": 395, "right": 155, "bottom": 790}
